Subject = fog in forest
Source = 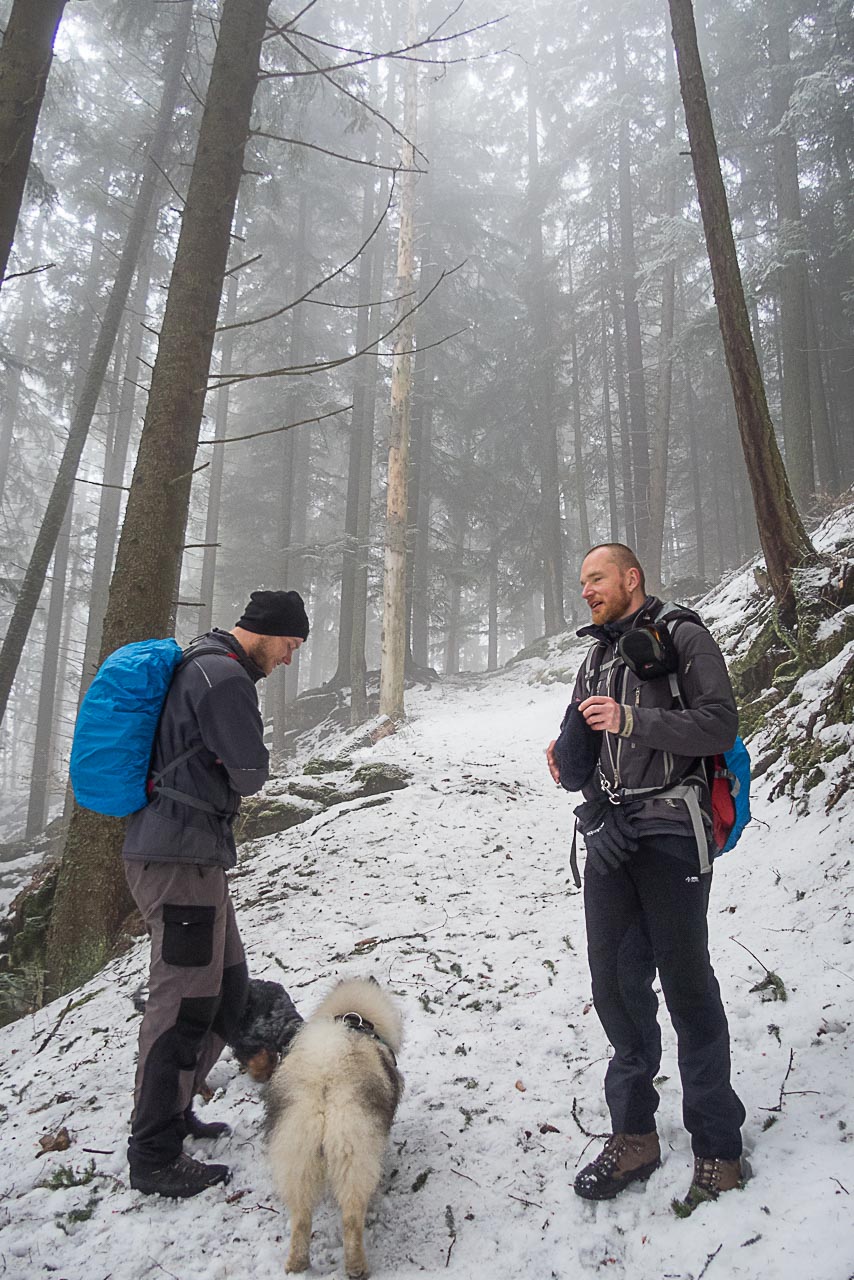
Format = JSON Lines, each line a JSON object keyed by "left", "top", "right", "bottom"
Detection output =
{"left": 0, "top": 0, "right": 851, "bottom": 839}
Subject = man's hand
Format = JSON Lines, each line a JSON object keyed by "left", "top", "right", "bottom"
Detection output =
{"left": 578, "top": 695, "right": 622, "bottom": 734}
{"left": 546, "top": 739, "right": 561, "bottom": 785}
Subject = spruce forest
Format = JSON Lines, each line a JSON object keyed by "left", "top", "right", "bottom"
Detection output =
{"left": 0, "top": 0, "right": 852, "bottom": 991}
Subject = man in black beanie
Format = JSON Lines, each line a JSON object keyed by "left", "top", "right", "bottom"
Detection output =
{"left": 123, "top": 590, "right": 309, "bottom": 1199}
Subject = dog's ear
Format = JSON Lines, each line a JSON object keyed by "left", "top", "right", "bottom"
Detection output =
{"left": 367, "top": 974, "right": 380, "bottom": 987}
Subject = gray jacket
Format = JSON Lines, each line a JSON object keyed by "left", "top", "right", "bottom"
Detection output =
{"left": 123, "top": 630, "right": 269, "bottom": 869}
{"left": 573, "top": 601, "right": 738, "bottom": 842}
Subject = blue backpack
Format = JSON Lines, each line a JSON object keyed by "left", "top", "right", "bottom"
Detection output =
{"left": 70, "top": 638, "right": 224, "bottom": 818}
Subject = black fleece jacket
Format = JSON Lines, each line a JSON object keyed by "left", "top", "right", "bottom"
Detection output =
{"left": 123, "top": 630, "right": 269, "bottom": 869}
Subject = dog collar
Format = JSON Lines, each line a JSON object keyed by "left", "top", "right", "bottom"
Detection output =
{"left": 335, "top": 1011, "right": 397, "bottom": 1065}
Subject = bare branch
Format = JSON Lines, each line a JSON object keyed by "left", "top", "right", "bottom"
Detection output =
{"left": 263, "top": 0, "right": 318, "bottom": 39}
{"left": 251, "top": 130, "right": 424, "bottom": 174}
{"left": 2, "top": 262, "right": 56, "bottom": 283}
{"left": 217, "top": 176, "right": 396, "bottom": 334}
{"left": 75, "top": 477, "right": 130, "bottom": 492}
{"left": 197, "top": 403, "right": 352, "bottom": 447}
{"left": 269, "top": 11, "right": 508, "bottom": 74}
{"left": 148, "top": 156, "right": 186, "bottom": 208}
{"left": 306, "top": 285, "right": 416, "bottom": 312}
{"left": 208, "top": 263, "right": 464, "bottom": 391}
{"left": 224, "top": 252, "right": 263, "bottom": 278}
{"left": 272, "top": 33, "right": 428, "bottom": 167}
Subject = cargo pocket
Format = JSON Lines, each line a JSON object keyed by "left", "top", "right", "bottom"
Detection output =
{"left": 161, "top": 903, "right": 216, "bottom": 967}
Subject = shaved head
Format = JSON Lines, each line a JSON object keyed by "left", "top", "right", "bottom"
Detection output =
{"left": 583, "top": 543, "right": 646, "bottom": 594}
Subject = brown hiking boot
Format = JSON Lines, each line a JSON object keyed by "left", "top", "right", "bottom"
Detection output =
{"left": 574, "top": 1132, "right": 661, "bottom": 1200}
{"left": 673, "top": 1157, "right": 744, "bottom": 1216}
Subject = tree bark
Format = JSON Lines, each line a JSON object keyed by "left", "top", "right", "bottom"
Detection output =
{"left": 644, "top": 64, "right": 678, "bottom": 593}
{"left": 0, "top": 0, "right": 193, "bottom": 729}
{"left": 379, "top": 0, "right": 418, "bottom": 722}
{"left": 25, "top": 498, "right": 71, "bottom": 837}
{"left": 566, "top": 232, "right": 590, "bottom": 550}
{"left": 0, "top": 217, "right": 44, "bottom": 506}
{"left": 334, "top": 169, "right": 378, "bottom": 686}
{"left": 682, "top": 352, "right": 706, "bottom": 580}
{"left": 598, "top": 236, "right": 619, "bottom": 543}
{"left": 614, "top": 25, "right": 651, "bottom": 555}
{"left": 350, "top": 181, "right": 389, "bottom": 725}
{"left": 805, "top": 280, "right": 838, "bottom": 495}
{"left": 606, "top": 193, "right": 634, "bottom": 548}
{"left": 272, "top": 193, "right": 308, "bottom": 753}
{"left": 198, "top": 256, "right": 239, "bottom": 633}
{"left": 78, "top": 233, "right": 155, "bottom": 700}
{"left": 667, "top": 0, "right": 813, "bottom": 613}
{"left": 45, "top": 0, "right": 271, "bottom": 999}
{"left": 768, "top": 2, "right": 815, "bottom": 506}
{"left": 0, "top": 0, "right": 67, "bottom": 289}
{"left": 525, "top": 66, "right": 564, "bottom": 634}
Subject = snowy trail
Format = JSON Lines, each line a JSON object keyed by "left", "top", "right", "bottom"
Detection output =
{"left": 0, "top": 646, "right": 852, "bottom": 1280}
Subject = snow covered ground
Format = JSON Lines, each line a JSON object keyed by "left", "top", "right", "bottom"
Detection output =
{"left": 1, "top": 564, "right": 852, "bottom": 1280}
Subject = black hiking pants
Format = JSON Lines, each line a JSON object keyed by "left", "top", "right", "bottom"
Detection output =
{"left": 583, "top": 835, "right": 745, "bottom": 1159}
{"left": 125, "top": 860, "right": 248, "bottom": 1173}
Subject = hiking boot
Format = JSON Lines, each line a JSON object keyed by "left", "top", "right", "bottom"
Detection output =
{"left": 574, "top": 1132, "right": 661, "bottom": 1200}
{"left": 183, "top": 1107, "right": 231, "bottom": 1140}
{"left": 673, "top": 1157, "right": 744, "bottom": 1216}
{"left": 130, "top": 1152, "right": 231, "bottom": 1198}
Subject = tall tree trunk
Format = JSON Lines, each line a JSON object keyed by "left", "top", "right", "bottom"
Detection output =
{"left": 334, "top": 169, "right": 379, "bottom": 686}
{"left": 0, "top": 1, "right": 193, "bottom": 729}
{"left": 487, "top": 547, "right": 498, "bottom": 671}
{"left": 566, "top": 232, "right": 590, "bottom": 549}
{"left": 0, "top": 0, "right": 67, "bottom": 289}
{"left": 805, "top": 282, "right": 838, "bottom": 495}
{"left": 768, "top": 2, "right": 814, "bottom": 507}
{"left": 0, "top": 217, "right": 44, "bottom": 506}
{"left": 614, "top": 25, "right": 651, "bottom": 554}
{"left": 45, "top": 0, "right": 271, "bottom": 999}
{"left": 607, "top": 192, "right": 634, "bottom": 548}
{"left": 668, "top": 0, "right": 813, "bottom": 614}
{"left": 682, "top": 352, "right": 706, "bottom": 581}
{"left": 285, "top": 425, "right": 310, "bottom": 701}
{"left": 379, "top": 0, "right": 418, "bottom": 722}
{"left": 598, "top": 236, "right": 619, "bottom": 542}
{"left": 350, "top": 183, "right": 389, "bottom": 724}
{"left": 644, "top": 66, "right": 678, "bottom": 592}
{"left": 525, "top": 66, "right": 564, "bottom": 633}
{"left": 272, "top": 193, "right": 308, "bottom": 751}
{"left": 25, "top": 499, "right": 72, "bottom": 837}
{"left": 198, "top": 257, "right": 239, "bottom": 633}
{"left": 78, "top": 233, "right": 155, "bottom": 700}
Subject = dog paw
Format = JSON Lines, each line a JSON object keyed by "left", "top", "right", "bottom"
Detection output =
{"left": 284, "top": 1255, "right": 309, "bottom": 1274}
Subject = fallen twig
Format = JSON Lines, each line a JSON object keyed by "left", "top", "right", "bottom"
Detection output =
{"left": 35, "top": 999, "right": 74, "bottom": 1055}
{"left": 570, "top": 1097, "right": 607, "bottom": 1140}
{"left": 508, "top": 1193, "right": 542, "bottom": 1209}
{"left": 697, "top": 1243, "right": 723, "bottom": 1280}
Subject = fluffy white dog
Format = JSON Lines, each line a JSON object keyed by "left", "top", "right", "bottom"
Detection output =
{"left": 266, "top": 978, "right": 404, "bottom": 1279}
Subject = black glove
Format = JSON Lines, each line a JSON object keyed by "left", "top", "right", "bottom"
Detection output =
{"left": 573, "top": 795, "right": 640, "bottom": 875}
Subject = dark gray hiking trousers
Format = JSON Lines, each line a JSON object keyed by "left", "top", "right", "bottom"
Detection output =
{"left": 125, "top": 860, "right": 248, "bottom": 1172}
{"left": 583, "top": 835, "right": 746, "bottom": 1159}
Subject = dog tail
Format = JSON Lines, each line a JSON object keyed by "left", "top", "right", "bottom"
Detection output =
{"left": 323, "top": 1108, "right": 384, "bottom": 1220}
{"left": 268, "top": 1103, "right": 326, "bottom": 1215}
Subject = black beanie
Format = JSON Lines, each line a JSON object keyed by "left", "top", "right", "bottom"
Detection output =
{"left": 236, "top": 590, "right": 310, "bottom": 639}
{"left": 553, "top": 701, "right": 602, "bottom": 792}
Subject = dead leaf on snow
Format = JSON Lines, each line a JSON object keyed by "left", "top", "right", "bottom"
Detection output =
{"left": 36, "top": 1126, "right": 71, "bottom": 1157}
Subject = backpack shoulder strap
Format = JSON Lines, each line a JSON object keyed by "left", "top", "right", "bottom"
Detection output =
{"left": 583, "top": 641, "right": 607, "bottom": 695}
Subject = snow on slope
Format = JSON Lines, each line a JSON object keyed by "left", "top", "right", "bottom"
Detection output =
{"left": 0, "top": 580, "right": 852, "bottom": 1280}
